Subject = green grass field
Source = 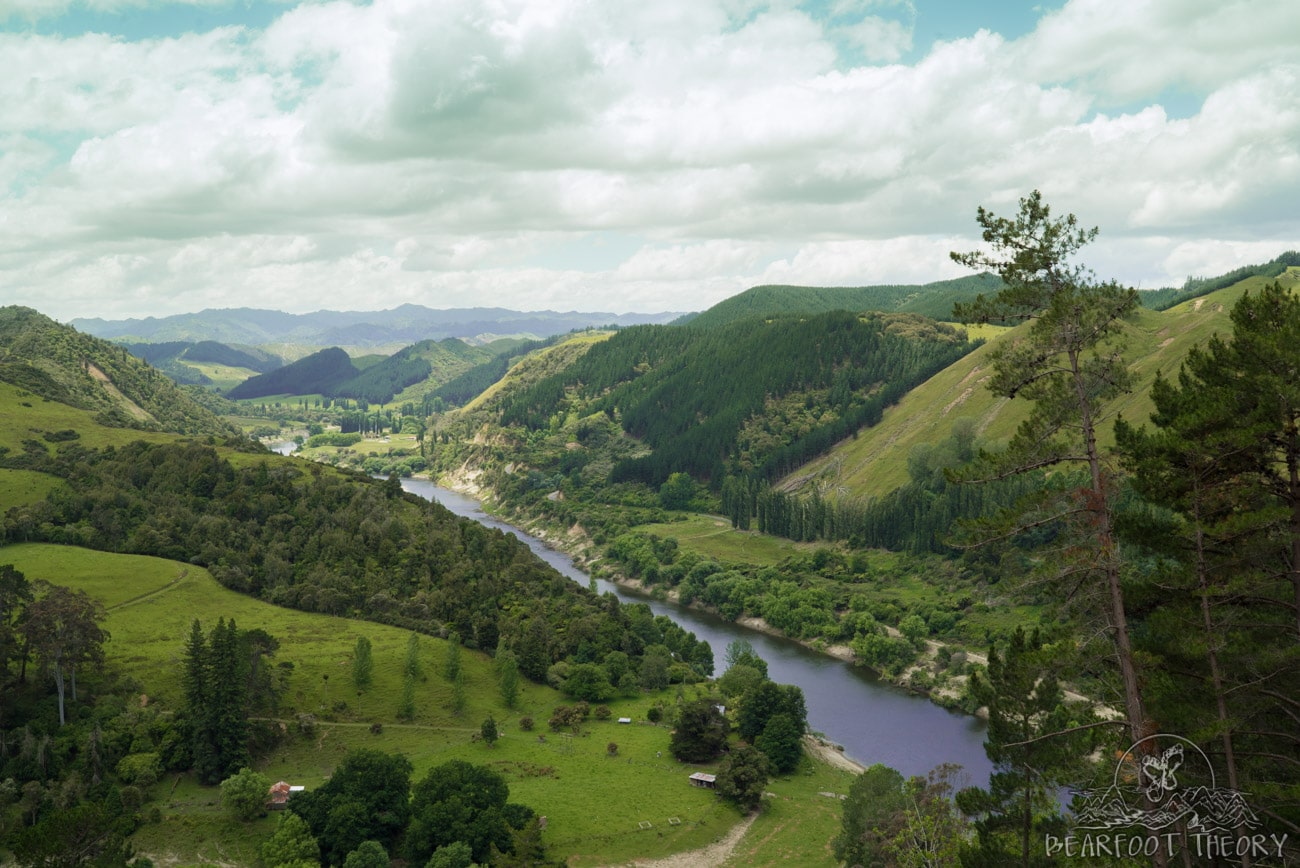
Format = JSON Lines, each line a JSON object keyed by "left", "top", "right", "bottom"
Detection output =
{"left": 0, "top": 468, "right": 64, "bottom": 511}
{"left": 941, "top": 322, "right": 1012, "bottom": 343}
{"left": 638, "top": 514, "right": 810, "bottom": 567}
{"left": 295, "top": 431, "right": 423, "bottom": 465}
{"left": 0, "top": 382, "right": 175, "bottom": 454}
{"left": 2, "top": 541, "right": 853, "bottom": 866}
{"left": 180, "top": 362, "right": 260, "bottom": 392}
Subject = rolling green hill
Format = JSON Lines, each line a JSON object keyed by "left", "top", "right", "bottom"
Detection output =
{"left": 686, "top": 274, "right": 1004, "bottom": 328}
{"left": 0, "top": 306, "right": 238, "bottom": 438}
{"left": 226, "top": 346, "right": 359, "bottom": 399}
{"left": 781, "top": 266, "right": 1300, "bottom": 499}
{"left": 481, "top": 311, "right": 977, "bottom": 488}
{"left": 226, "top": 339, "right": 497, "bottom": 405}
{"left": 1, "top": 305, "right": 796, "bottom": 866}
{"left": 0, "top": 541, "right": 850, "bottom": 867}
{"left": 375, "top": 338, "right": 495, "bottom": 405}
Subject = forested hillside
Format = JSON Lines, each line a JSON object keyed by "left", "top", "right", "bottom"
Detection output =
{"left": 686, "top": 274, "right": 1003, "bottom": 328}
{"left": 0, "top": 307, "right": 238, "bottom": 438}
{"left": 226, "top": 346, "right": 358, "bottom": 399}
{"left": 225, "top": 339, "right": 496, "bottom": 404}
{"left": 1, "top": 439, "right": 713, "bottom": 684}
{"left": 492, "top": 311, "right": 976, "bottom": 487}
{"left": 428, "top": 335, "right": 561, "bottom": 408}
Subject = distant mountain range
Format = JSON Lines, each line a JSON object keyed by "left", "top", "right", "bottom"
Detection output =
{"left": 71, "top": 304, "right": 686, "bottom": 348}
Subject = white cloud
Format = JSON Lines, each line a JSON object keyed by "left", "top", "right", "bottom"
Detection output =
{"left": 0, "top": 0, "right": 1298, "bottom": 321}
{"left": 1020, "top": 0, "right": 1300, "bottom": 103}
{"left": 759, "top": 237, "right": 971, "bottom": 286}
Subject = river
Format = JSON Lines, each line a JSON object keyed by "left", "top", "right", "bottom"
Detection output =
{"left": 396, "top": 477, "right": 993, "bottom": 785}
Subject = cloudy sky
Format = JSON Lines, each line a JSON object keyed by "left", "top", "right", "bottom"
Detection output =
{"left": 2, "top": 0, "right": 1298, "bottom": 321}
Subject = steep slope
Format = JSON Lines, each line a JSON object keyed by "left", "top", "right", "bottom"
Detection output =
{"left": 434, "top": 313, "right": 976, "bottom": 492}
{"left": 224, "top": 339, "right": 496, "bottom": 404}
{"left": 225, "top": 346, "right": 358, "bottom": 400}
{"left": 368, "top": 338, "right": 495, "bottom": 405}
{"left": 0, "top": 306, "right": 238, "bottom": 438}
{"left": 782, "top": 267, "right": 1300, "bottom": 498}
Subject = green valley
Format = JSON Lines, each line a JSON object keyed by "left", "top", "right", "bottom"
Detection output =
{"left": 4, "top": 234, "right": 1300, "bottom": 866}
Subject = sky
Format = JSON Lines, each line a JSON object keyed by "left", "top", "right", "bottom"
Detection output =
{"left": 1, "top": 0, "right": 1298, "bottom": 322}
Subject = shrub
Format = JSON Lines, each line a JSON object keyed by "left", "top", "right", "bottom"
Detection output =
{"left": 220, "top": 767, "right": 271, "bottom": 821}
{"left": 116, "top": 753, "right": 162, "bottom": 789}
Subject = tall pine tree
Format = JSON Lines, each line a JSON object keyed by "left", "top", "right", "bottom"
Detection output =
{"left": 1116, "top": 282, "right": 1300, "bottom": 847}
{"left": 184, "top": 618, "right": 251, "bottom": 784}
{"left": 956, "top": 628, "right": 1084, "bottom": 867}
{"left": 950, "top": 191, "right": 1149, "bottom": 745}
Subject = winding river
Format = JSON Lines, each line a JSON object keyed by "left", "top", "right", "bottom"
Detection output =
{"left": 396, "top": 477, "right": 994, "bottom": 785}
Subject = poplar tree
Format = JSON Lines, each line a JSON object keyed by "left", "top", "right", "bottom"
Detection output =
{"left": 184, "top": 618, "right": 217, "bottom": 780}
{"left": 496, "top": 649, "right": 520, "bottom": 709}
{"left": 209, "top": 618, "right": 251, "bottom": 781}
{"left": 0, "top": 564, "right": 32, "bottom": 684}
{"left": 443, "top": 632, "right": 461, "bottom": 682}
{"left": 353, "top": 636, "right": 373, "bottom": 690}
{"left": 950, "top": 191, "right": 1148, "bottom": 744}
{"left": 398, "top": 674, "right": 416, "bottom": 721}
{"left": 404, "top": 632, "right": 423, "bottom": 680}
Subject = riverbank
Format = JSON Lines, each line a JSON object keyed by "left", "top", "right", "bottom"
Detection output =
{"left": 400, "top": 473, "right": 998, "bottom": 784}
{"left": 436, "top": 471, "right": 982, "bottom": 713}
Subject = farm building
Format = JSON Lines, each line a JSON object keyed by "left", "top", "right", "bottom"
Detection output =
{"left": 267, "top": 780, "right": 305, "bottom": 809}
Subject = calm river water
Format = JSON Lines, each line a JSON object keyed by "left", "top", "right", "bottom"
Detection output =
{"left": 395, "top": 477, "right": 993, "bottom": 785}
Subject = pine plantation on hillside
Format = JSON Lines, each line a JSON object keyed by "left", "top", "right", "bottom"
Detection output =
{"left": 495, "top": 310, "right": 977, "bottom": 487}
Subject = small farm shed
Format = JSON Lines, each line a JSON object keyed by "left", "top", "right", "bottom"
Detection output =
{"left": 267, "top": 780, "right": 305, "bottom": 809}
{"left": 688, "top": 772, "right": 717, "bottom": 789}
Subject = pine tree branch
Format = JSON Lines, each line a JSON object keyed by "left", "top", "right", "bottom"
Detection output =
{"left": 1227, "top": 750, "right": 1300, "bottom": 769}
{"left": 1259, "top": 809, "right": 1300, "bottom": 837}
{"left": 1002, "top": 719, "right": 1131, "bottom": 748}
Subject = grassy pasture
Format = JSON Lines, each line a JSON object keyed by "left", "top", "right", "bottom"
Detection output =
{"left": 0, "top": 468, "right": 64, "bottom": 511}
{"left": 2, "top": 542, "right": 851, "bottom": 866}
{"left": 786, "top": 274, "right": 1296, "bottom": 499}
{"left": 0, "top": 382, "right": 175, "bottom": 453}
{"left": 639, "top": 514, "right": 809, "bottom": 567}
{"left": 720, "top": 756, "right": 856, "bottom": 867}
{"left": 295, "top": 431, "right": 423, "bottom": 465}
{"left": 941, "top": 322, "right": 1012, "bottom": 343}
{"left": 179, "top": 362, "right": 259, "bottom": 392}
